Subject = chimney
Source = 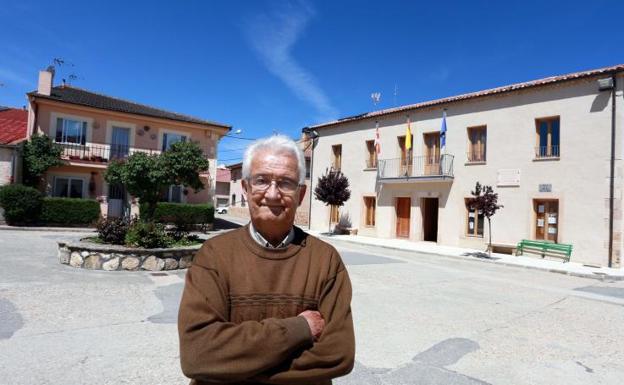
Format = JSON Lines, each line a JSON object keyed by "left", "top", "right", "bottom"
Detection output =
{"left": 37, "top": 66, "right": 55, "bottom": 96}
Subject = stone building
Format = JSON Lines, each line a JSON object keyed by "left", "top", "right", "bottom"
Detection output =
{"left": 305, "top": 64, "right": 624, "bottom": 268}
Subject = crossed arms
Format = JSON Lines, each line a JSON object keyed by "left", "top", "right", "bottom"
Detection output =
{"left": 178, "top": 262, "right": 355, "bottom": 384}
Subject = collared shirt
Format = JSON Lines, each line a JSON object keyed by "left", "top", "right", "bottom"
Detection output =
{"left": 249, "top": 223, "right": 295, "bottom": 249}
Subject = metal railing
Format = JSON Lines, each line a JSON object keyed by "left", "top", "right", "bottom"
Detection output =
{"left": 377, "top": 154, "right": 454, "bottom": 179}
{"left": 535, "top": 146, "right": 560, "bottom": 158}
{"left": 55, "top": 142, "right": 210, "bottom": 163}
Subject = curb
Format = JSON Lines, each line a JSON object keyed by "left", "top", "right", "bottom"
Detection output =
{"left": 316, "top": 235, "right": 624, "bottom": 282}
{"left": 0, "top": 225, "right": 96, "bottom": 233}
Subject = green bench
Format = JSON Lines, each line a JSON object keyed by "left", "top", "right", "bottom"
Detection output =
{"left": 515, "top": 239, "right": 572, "bottom": 263}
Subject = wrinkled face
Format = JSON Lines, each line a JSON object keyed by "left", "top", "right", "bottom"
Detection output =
{"left": 242, "top": 150, "right": 306, "bottom": 242}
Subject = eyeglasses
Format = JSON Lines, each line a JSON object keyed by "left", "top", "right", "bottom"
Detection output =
{"left": 248, "top": 174, "right": 301, "bottom": 194}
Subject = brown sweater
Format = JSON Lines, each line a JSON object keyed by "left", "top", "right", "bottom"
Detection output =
{"left": 178, "top": 225, "right": 355, "bottom": 385}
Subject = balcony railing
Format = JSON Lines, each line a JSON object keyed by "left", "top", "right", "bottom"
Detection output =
{"left": 535, "top": 145, "right": 560, "bottom": 159}
{"left": 466, "top": 151, "right": 486, "bottom": 163}
{"left": 55, "top": 142, "right": 208, "bottom": 164}
{"left": 377, "top": 154, "right": 454, "bottom": 180}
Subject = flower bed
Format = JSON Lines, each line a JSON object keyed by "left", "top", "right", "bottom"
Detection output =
{"left": 57, "top": 239, "right": 202, "bottom": 271}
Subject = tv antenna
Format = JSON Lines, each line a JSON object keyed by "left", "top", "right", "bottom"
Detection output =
{"left": 393, "top": 84, "right": 398, "bottom": 106}
{"left": 371, "top": 92, "right": 381, "bottom": 106}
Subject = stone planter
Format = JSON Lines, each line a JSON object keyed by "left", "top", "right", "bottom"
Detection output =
{"left": 57, "top": 240, "right": 202, "bottom": 271}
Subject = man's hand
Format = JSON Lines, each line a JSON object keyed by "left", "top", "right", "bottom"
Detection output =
{"left": 298, "top": 310, "right": 325, "bottom": 341}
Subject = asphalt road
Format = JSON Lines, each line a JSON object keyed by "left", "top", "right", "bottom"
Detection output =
{"left": 1, "top": 226, "right": 623, "bottom": 385}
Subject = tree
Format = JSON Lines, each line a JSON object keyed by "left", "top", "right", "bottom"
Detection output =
{"left": 105, "top": 141, "right": 209, "bottom": 220}
{"left": 314, "top": 168, "right": 351, "bottom": 233}
{"left": 467, "top": 182, "right": 504, "bottom": 256}
{"left": 21, "top": 134, "right": 63, "bottom": 187}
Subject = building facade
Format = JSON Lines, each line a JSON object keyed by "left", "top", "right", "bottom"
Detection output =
{"left": 27, "top": 69, "right": 230, "bottom": 217}
{"left": 215, "top": 166, "right": 231, "bottom": 208}
{"left": 306, "top": 65, "right": 624, "bottom": 268}
{"left": 0, "top": 107, "right": 27, "bottom": 186}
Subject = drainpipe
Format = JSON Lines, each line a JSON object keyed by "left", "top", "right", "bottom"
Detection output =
{"left": 303, "top": 128, "right": 319, "bottom": 230}
{"left": 608, "top": 74, "right": 617, "bottom": 268}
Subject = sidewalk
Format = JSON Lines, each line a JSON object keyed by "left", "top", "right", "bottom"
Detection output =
{"left": 0, "top": 225, "right": 96, "bottom": 232}
{"left": 308, "top": 230, "right": 624, "bottom": 281}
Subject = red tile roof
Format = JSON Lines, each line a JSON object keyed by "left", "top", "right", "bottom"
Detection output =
{"left": 216, "top": 167, "right": 231, "bottom": 183}
{"left": 0, "top": 108, "right": 28, "bottom": 145}
{"left": 308, "top": 63, "right": 624, "bottom": 129}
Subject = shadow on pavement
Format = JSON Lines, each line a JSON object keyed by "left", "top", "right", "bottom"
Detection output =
{"left": 213, "top": 218, "right": 243, "bottom": 231}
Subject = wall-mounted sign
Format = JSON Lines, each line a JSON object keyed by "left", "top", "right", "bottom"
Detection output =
{"left": 497, "top": 169, "right": 520, "bottom": 187}
{"left": 539, "top": 184, "right": 552, "bottom": 192}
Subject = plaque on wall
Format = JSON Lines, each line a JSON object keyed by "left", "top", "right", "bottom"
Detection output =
{"left": 539, "top": 184, "right": 552, "bottom": 192}
{"left": 497, "top": 169, "right": 520, "bottom": 187}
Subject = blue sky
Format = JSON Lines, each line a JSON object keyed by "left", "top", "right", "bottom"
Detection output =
{"left": 1, "top": 0, "right": 623, "bottom": 164}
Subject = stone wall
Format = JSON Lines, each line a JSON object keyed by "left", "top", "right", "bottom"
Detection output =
{"left": 57, "top": 241, "right": 201, "bottom": 271}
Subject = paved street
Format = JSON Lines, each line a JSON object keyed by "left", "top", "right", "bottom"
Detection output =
{"left": 1, "top": 227, "right": 624, "bottom": 385}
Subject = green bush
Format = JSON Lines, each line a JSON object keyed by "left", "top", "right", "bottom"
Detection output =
{"left": 0, "top": 184, "right": 43, "bottom": 225}
{"left": 96, "top": 217, "right": 129, "bottom": 244}
{"left": 40, "top": 198, "right": 101, "bottom": 226}
{"left": 125, "top": 221, "right": 172, "bottom": 248}
{"left": 140, "top": 202, "right": 214, "bottom": 225}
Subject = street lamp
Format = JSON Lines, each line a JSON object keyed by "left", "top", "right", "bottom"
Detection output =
{"left": 303, "top": 127, "right": 320, "bottom": 230}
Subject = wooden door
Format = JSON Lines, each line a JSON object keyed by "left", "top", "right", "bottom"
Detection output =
{"left": 395, "top": 197, "right": 411, "bottom": 238}
{"left": 534, "top": 200, "right": 558, "bottom": 242}
{"left": 398, "top": 136, "right": 413, "bottom": 176}
{"left": 424, "top": 133, "right": 441, "bottom": 175}
{"left": 422, "top": 198, "right": 439, "bottom": 242}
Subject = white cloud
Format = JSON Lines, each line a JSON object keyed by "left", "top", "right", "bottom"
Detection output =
{"left": 244, "top": 1, "right": 338, "bottom": 121}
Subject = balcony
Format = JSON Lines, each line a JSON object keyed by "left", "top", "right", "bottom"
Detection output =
{"left": 55, "top": 142, "right": 165, "bottom": 165}
{"left": 377, "top": 154, "right": 454, "bottom": 182}
{"left": 534, "top": 145, "right": 560, "bottom": 159}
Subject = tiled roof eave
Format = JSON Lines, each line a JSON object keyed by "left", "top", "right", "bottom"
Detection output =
{"left": 309, "top": 64, "right": 624, "bottom": 130}
{"left": 28, "top": 91, "right": 232, "bottom": 130}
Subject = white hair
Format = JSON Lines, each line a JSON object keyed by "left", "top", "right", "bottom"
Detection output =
{"left": 242, "top": 134, "right": 306, "bottom": 184}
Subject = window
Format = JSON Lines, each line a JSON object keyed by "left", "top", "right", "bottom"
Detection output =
{"left": 305, "top": 158, "right": 311, "bottom": 178}
{"left": 534, "top": 199, "right": 558, "bottom": 242}
{"left": 535, "top": 117, "right": 560, "bottom": 158}
{"left": 231, "top": 194, "right": 236, "bottom": 206}
{"left": 467, "top": 126, "right": 487, "bottom": 162}
{"left": 231, "top": 168, "right": 241, "bottom": 181}
{"left": 465, "top": 199, "right": 484, "bottom": 237}
{"left": 332, "top": 145, "right": 342, "bottom": 170}
{"left": 162, "top": 133, "right": 187, "bottom": 151}
{"left": 363, "top": 196, "right": 376, "bottom": 226}
{"left": 330, "top": 205, "right": 339, "bottom": 224}
{"left": 241, "top": 195, "right": 246, "bottom": 207}
{"left": 53, "top": 177, "right": 84, "bottom": 198}
{"left": 163, "top": 185, "right": 182, "bottom": 203}
{"left": 55, "top": 118, "right": 87, "bottom": 145}
{"left": 365, "top": 140, "right": 377, "bottom": 168}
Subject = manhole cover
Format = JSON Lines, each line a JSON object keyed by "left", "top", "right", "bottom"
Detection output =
{"left": 150, "top": 272, "right": 168, "bottom": 276}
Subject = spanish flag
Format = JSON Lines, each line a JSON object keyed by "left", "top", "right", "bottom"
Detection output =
{"left": 405, "top": 117, "right": 412, "bottom": 150}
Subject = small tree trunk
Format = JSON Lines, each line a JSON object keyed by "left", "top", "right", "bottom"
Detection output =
{"left": 145, "top": 201, "right": 158, "bottom": 222}
{"left": 328, "top": 211, "right": 331, "bottom": 234}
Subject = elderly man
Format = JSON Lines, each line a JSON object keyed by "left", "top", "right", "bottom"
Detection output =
{"left": 178, "top": 135, "right": 355, "bottom": 385}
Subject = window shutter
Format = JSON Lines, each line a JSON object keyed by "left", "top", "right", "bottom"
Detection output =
{"left": 81, "top": 121, "right": 87, "bottom": 145}
{"left": 56, "top": 118, "right": 64, "bottom": 142}
{"left": 162, "top": 134, "right": 168, "bottom": 151}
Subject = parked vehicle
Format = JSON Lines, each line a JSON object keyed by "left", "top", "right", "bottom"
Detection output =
{"left": 216, "top": 206, "right": 228, "bottom": 214}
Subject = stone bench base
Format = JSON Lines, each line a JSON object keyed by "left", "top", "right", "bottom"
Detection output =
{"left": 57, "top": 241, "right": 202, "bottom": 271}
